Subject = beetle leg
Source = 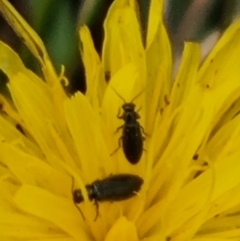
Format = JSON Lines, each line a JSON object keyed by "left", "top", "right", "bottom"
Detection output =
{"left": 117, "top": 108, "right": 123, "bottom": 119}
{"left": 140, "top": 125, "right": 149, "bottom": 137}
{"left": 74, "top": 203, "right": 85, "bottom": 220}
{"left": 93, "top": 200, "right": 100, "bottom": 221}
{"left": 110, "top": 136, "right": 123, "bottom": 156}
{"left": 114, "top": 125, "right": 124, "bottom": 134}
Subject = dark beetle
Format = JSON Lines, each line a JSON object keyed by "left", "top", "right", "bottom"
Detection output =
{"left": 72, "top": 174, "right": 143, "bottom": 220}
{"left": 111, "top": 87, "right": 146, "bottom": 164}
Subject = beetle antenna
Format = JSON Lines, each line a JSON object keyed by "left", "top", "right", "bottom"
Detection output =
{"left": 130, "top": 84, "right": 148, "bottom": 103}
{"left": 71, "top": 176, "right": 85, "bottom": 220}
{"left": 75, "top": 203, "right": 85, "bottom": 220}
{"left": 111, "top": 86, "right": 126, "bottom": 103}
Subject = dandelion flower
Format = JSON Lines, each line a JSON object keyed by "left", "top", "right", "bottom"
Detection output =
{"left": 1, "top": 0, "right": 240, "bottom": 241}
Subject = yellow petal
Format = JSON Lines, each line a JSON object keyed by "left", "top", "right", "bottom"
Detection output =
{"left": 170, "top": 43, "right": 201, "bottom": 111}
{"left": 14, "top": 185, "right": 89, "bottom": 240}
{"left": 145, "top": 0, "right": 172, "bottom": 120}
{"left": 0, "top": 115, "right": 41, "bottom": 156}
{"left": 105, "top": 217, "right": 138, "bottom": 241}
{"left": 64, "top": 92, "right": 111, "bottom": 180}
{"left": 0, "top": 0, "right": 60, "bottom": 85}
{"left": 8, "top": 73, "right": 61, "bottom": 161}
{"left": 0, "top": 1, "right": 67, "bottom": 123}
{"left": 79, "top": 26, "right": 106, "bottom": 110}
{"left": 0, "top": 213, "right": 63, "bottom": 239}
{"left": 102, "top": 0, "right": 145, "bottom": 80}
{"left": 199, "top": 19, "right": 240, "bottom": 82}
{"left": 167, "top": 150, "right": 240, "bottom": 235}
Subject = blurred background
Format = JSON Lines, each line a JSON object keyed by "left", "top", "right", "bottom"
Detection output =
{"left": 0, "top": 0, "right": 239, "bottom": 94}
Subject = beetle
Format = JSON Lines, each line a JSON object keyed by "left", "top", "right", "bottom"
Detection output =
{"left": 111, "top": 87, "right": 147, "bottom": 164}
{"left": 72, "top": 174, "right": 143, "bottom": 221}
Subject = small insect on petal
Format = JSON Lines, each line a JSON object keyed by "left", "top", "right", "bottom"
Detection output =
{"left": 72, "top": 174, "right": 144, "bottom": 221}
{"left": 111, "top": 87, "right": 147, "bottom": 164}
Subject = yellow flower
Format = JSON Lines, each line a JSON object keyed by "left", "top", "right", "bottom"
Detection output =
{"left": 1, "top": 0, "right": 240, "bottom": 240}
